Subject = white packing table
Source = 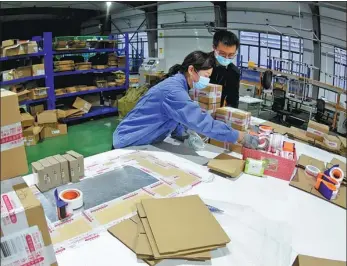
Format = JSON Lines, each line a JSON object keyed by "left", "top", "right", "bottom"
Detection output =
{"left": 22, "top": 117, "right": 346, "bottom": 266}
{"left": 238, "top": 96, "right": 264, "bottom": 116}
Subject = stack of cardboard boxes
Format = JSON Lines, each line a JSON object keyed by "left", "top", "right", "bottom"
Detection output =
{"left": 189, "top": 84, "right": 222, "bottom": 117}
{"left": 37, "top": 110, "right": 68, "bottom": 140}
{"left": 32, "top": 150, "right": 84, "bottom": 192}
{"left": 0, "top": 39, "right": 38, "bottom": 57}
{"left": 2, "top": 63, "right": 45, "bottom": 82}
{"left": 1, "top": 89, "right": 58, "bottom": 266}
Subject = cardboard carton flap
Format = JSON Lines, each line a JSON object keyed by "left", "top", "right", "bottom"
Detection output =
{"left": 293, "top": 254, "right": 346, "bottom": 266}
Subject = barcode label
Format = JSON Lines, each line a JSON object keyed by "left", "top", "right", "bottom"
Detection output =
{"left": 1, "top": 225, "right": 47, "bottom": 266}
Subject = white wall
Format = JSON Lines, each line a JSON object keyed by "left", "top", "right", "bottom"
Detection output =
{"left": 157, "top": 2, "right": 215, "bottom": 72}
{"left": 319, "top": 7, "right": 346, "bottom": 102}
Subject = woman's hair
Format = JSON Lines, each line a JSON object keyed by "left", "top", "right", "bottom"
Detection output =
{"left": 168, "top": 50, "right": 216, "bottom": 76}
{"left": 150, "top": 51, "right": 216, "bottom": 87}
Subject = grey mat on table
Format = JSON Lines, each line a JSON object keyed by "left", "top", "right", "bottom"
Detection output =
{"left": 36, "top": 165, "right": 159, "bottom": 223}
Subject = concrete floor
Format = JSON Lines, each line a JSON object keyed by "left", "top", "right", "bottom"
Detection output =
{"left": 25, "top": 116, "right": 121, "bottom": 173}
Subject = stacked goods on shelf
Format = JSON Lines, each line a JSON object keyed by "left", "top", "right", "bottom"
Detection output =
{"left": 30, "top": 87, "right": 48, "bottom": 100}
{"left": 95, "top": 78, "right": 108, "bottom": 88}
{"left": 108, "top": 54, "right": 118, "bottom": 66}
{"left": 117, "top": 56, "right": 126, "bottom": 67}
{"left": 66, "top": 86, "right": 77, "bottom": 93}
{"left": 1, "top": 39, "right": 38, "bottom": 57}
{"left": 53, "top": 40, "right": 87, "bottom": 50}
{"left": 55, "top": 88, "right": 67, "bottom": 95}
{"left": 115, "top": 71, "right": 126, "bottom": 85}
{"left": 189, "top": 83, "right": 222, "bottom": 116}
{"left": 32, "top": 63, "right": 45, "bottom": 76}
{"left": 75, "top": 62, "right": 92, "bottom": 70}
{"left": 1, "top": 90, "right": 29, "bottom": 180}
{"left": 37, "top": 110, "right": 67, "bottom": 139}
{"left": 108, "top": 195, "right": 230, "bottom": 265}
{"left": 93, "top": 65, "right": 108, "bottom": 70}
{"left": 54, "top": 60, "right": 75, "bottom": 72}
{"left": 215, "top": 107, "right": 251, "bottom": 131}
{"left": 2, "top": 65, "right": 32, "bottom": 81}
{"left": 0, "top": 186, "right": 58, "bottom": 266}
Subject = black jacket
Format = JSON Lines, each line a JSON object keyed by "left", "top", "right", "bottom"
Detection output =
{"left": 210, "top": 63, "right": 240, "bottom": 108}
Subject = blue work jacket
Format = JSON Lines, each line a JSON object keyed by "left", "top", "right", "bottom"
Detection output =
{"left": 113, "top": 73, "right": 239, "bottom": 148}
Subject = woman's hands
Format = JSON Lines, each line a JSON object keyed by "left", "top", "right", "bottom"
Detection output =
{"left": 237, "top": 131, "right": 260, "bottom": 149}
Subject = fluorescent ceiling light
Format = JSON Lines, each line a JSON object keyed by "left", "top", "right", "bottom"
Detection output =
{"left": 106, "top": 2, "right": 112, "bottom": 7}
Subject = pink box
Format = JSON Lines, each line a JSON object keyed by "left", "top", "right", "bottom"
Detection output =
{"left": 242, "top": 147, "right": 297, "bottom": 181}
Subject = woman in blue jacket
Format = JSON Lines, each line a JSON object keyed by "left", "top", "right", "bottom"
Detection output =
{"left": 113, "top": 51, "right": 258, "bottom": 149}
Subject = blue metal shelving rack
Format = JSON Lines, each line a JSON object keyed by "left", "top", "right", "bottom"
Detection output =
{"left": 0, "top": 32, "right": 130, "bottom": 121}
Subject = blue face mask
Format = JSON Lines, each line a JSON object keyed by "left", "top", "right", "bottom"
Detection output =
{"left": 215, "top": 52, "right": 233, "bottom": 67}
{"left": 193, "top": 75, "right": 210, "bottom": 90}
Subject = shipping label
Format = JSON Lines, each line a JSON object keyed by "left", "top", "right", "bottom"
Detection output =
{"left": 1, "top": 122, "right": 24, "bottom": 152}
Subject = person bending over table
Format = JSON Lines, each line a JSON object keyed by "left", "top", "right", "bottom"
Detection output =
{"left": 112, "top": 50, "right": 258, "bottom": 149}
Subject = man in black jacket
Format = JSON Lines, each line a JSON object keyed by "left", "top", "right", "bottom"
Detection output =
{"left": 210, "top": 30, "right": 240, "bottom": 108}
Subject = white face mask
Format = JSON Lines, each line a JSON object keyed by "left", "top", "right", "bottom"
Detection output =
{"left": 193, "top": 74, "right": 210, "bottom": 90}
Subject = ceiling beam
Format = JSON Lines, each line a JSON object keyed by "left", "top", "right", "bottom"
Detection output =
{"left": 0, "top": 7, "right": 101, "bottom": 20}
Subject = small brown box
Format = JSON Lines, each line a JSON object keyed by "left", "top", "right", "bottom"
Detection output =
{"left": 46, "top": 156, "right": 63, "bottom": 187}
{"left": 40, "top": 124, "right": 67, "bottom": 139}
{"left": 62, "top": 154, "right": 80, "bottom": 183}
{"left": 66, "top": 150, "right": 84, "bottom": 178}
{"left": 32, "top": 161, "right": 55, "bottom": 192}
{"left": 37, "top": 110, "right": 58, "bottom": 124}
{"left": 32, "top": 63, "right": 45, "bottom": 76}
{"left": 29, "top": 104, "right": 44, "bottom": 116}
{"left": 14, "top": 66, "right": 32, "bottom": 79}
{"left": 20, "top": 112, "right": 35, "bottom": 128}
{"left": 53, "top": 154, "right": 70, "bottom": 185}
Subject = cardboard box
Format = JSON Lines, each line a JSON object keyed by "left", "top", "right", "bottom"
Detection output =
{"left": 29, "top": 87, "right": 48, "bottom": 100}
{"left": 32, "top": 63, "right": 45, "bottom": 76}
{"left": 189, "top": 84, "right": 222, "bottom": 103}
{"left": 66, "top": 150, "right": 84, "bottom": 178}
{"left": 23, "top": 126, "right": 43, "bottom": 146}
{"left": 73, "top": 97, "right": 92, "bottom": 113}
{"left": 0, "top": 187, "right": 57, "bottom": 266}
{"left": 45, "top": 157, "right": 63, "bottom": 187}
{"left": 215, "top": 107, "right": 251, "bottom": 131}
{"left": 1, "top": 45, "right": 20, "bottom": 57}
{"left": 62, "top": 154, "right": 80, "bottom": 183}
{"left": 198, "top": 102, "right": 218, "bottom": 116}
{"left": 14, "top": 66, "right": 32, "bottom": 79}
{"left": 261, "top": 121, "right": 290, "bottom": 135}
{"left": 2, "top": 39, "right": 18, "bottom": 47}
{"left": 32, "top": 161, "right": 55, "bottom": 192}
{"left": 53, "top": 154, "right": 70, "bottom": 185}
{"left": 37, "top": 110, "right": 58, "bottom": 124}
{"left": 306, "top": 120, "right": 329, "bottom": 142}
{"left": 27, "top": 41, "right": 38, "bottom": 54}
{"left": 2, "top": 69, "right": 15, "bottom": 81}
{"left": 38, "top": 158, "right": 61, "bottom": 188}
{"left": 292, "top": 254, "right": 345, "bottom": 266}
{"left": 17, "top": 89, "right": 30, "bottom": 102}
{"left": 210, "top": 138, "right": 243, "bottom": 154}
{"left": 322, "top": 135, "right": 341, "bottom": 151}
{"left": 30, "top": 104, "right": 45, "bottom": 116}
{"left": 208, "top": 153, "right": 245, "bottom": 178}
{"left": 20, "top": 112, "right": 35, "bottom": 128}
{"left": 41, "top": 124, "right": 67, "bottom": 139}
{"left": 1, "top": 90, "right": 28, "bottom": 180}
{"left": 287, "top": 126, "right": 315, "bottom": 144}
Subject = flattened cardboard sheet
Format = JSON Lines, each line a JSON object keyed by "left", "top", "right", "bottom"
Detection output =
{"left": 207, "top": 153, "right": 245, "bottom": 178}
{"left": 150, "top": 183, "right": 175, "bottom": 197}
{"left": 290, "top": 155, "right": 346, "bottom": 209}
{"left": 108, "top": 218, "right": 160, "bottom": 266}
{"left": 292, "top": 254, "right": 346, "bottom": 266}
{"left": 138, "top": 214, "right": 214, "bottom": 260}
{"left": 141, "top": 195, "right": 230, "bottom": 255}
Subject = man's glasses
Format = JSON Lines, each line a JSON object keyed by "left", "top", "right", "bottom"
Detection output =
{"left": 215, "top": 50, "right": 237, "bottom": 59}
